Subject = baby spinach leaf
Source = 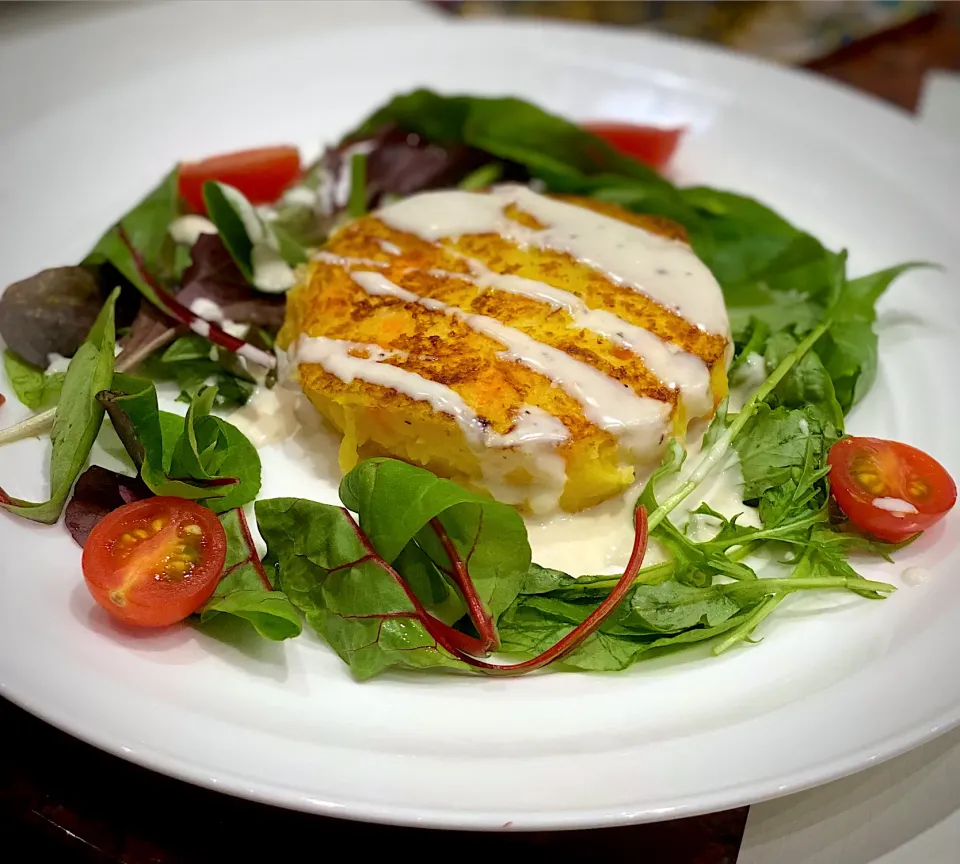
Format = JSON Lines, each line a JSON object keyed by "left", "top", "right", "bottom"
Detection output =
{"left": 97, "top": 379, "right": 216, "bottom": 500}
{"left": 98, "top": 381, "right": 259, "bottom": 510}
{"left": 347, "top": 89, "right": 667, "bottom": 189}
{"left": 169, "top": 385, "right": 261, "bottom": 513}
{"left": 202, "top": 182, "right": 255, "bottom": 282}
{"left": 198, "top": 508, "right": 301, "bottom": 641}
{"left": 497, "top": 597, "right": 751, "bottom": 672}
{"left": 1, "top": 290, "right": 120, "bottom": 524}
{"left": 625, "top": 580, "right": 743, "bottom": 633}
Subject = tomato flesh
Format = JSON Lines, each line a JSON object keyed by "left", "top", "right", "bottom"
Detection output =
{"left": 82, "top": 497, "right": 227, "bottom": 627}
{"left": 582, "top": 122, "right": 684, "bottom": 171}
{"left": 827, "top": 437, "right": 957, "bottom": 542}
{"left": 178, "top": 146, "right": 301, "bottom": 213}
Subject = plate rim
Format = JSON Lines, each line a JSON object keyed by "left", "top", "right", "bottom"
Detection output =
{"left": 1, "top": 17, "right": 958, "bottom": 830}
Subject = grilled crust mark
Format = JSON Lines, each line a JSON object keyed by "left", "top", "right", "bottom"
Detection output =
{"left": 289, "top": 272, "right": 616, "bottom": 451}
{"left": 312, "top": 197, "right": 728, "bottom": 370}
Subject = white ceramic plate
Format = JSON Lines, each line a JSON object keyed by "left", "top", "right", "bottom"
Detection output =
{"left": 0, "top": 21, "right": 958, "bottom": 830}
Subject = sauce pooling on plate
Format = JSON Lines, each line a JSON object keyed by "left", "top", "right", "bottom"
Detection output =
{"left": 279, "top": 185, "right": 731, "bottom": 513}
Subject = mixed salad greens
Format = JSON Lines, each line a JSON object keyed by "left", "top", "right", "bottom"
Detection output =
{"left": 0, "top": 91, "right": 954, "bottom": 680}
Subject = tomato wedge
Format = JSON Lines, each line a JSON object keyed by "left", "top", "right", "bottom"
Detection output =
{"left": 827, "top": 437, "right": 957, "bottom": 542}
{"left": 582, "top": 122, "right": 684, "bottom": 171}
{"left": 178, "top": 145, "right": 301, "bottom": 213}
{"left": 82, "top": 498, "right": 227, "bottom": 627}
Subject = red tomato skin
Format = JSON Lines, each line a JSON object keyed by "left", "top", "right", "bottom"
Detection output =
{"left": 827, "top": 437, "right": 957, "bottom": 542}
{"left": 582, "top": 123, "right": 684, "bottom": 170}
{"left": 82, "top": 497, "right": 227, "bottom": 628}
{"left": 178, "top": 146, "right": 301, "bottom": 213}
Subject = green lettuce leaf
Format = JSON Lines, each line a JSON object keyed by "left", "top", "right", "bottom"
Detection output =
{"left": 3, "top": 350, "right": 64, "bottom": 410}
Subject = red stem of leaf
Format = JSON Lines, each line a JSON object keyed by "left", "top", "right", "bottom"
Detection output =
{"left": 446, "top": 505, "right": 649, "bottom": 676}
{"left": 234, "top": 506, "right": 273, "bottom": 591}
{"left": 116, "top": 226, "right": 276, "bottom": 369}
{"left": 341, "top": 509, "right": 490, "bottom": 658}
{"left": 429, "top": 516, "right": 498, "bottom": 652}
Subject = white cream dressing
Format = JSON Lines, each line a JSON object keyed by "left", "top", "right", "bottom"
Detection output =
{"left": 229, "top": 385, "right": 305, "bottom": 448}
{"left": 872, "top": 497, "right": 918, "bottom": 516}
{"left": 902, "top": 566, "right": 929, "bottom": 586}
{"left": 377, "top": 185, "right": 729, "bottom": 335}
{"left": 440, "top": 258, "right": 713, "bottom": 415}
{"left": 45, "top": 353, "right": 72, "bottom": 374}
{"left": 168, "top": 214, "right": 218, "bottom": 246}
{"left": 351, "top": 270, "right": 671, "bottom": 457}
{"left": 187, "top": 297, "right": 249, "bottom": 339}
{"left": 378, "top": 239, "right": 402, "bottom": 256}
{"left": 313, "top": 251, "right": 388, "bottom": 270}
{"left": 728, "top": 353, "right": 767, "bottom": 413}
{"left": 250, "top": 244, "right": 296, "bottom": 293}
{"left": 281, "top": 186, "right": 320, "bottom": 209}
{"left": 219, "top": 184, "right": 296, "bottom": 293}
{"left": 526, "top": 433, "right": 759, "bottom": 576}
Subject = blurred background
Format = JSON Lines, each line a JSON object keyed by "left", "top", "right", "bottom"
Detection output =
{"left": 431, "top": 0, "right": 960, "bottom": 111}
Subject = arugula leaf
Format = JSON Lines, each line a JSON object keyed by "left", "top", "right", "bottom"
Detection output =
{"left": 1, "top": 290, "right": 120, "bottom": 524}
{"left": 84, "top": 170, "right": 183, "bottom": 305}
{"left": 138, "top": 335, "right": 256, "bottom": 410}
{"left": 817, "top": 263, "right": 928, "bottom": 412}
{"left": 198, "top": 508, "right": 301, "bottom": 640}
{"left": 733, "top": 404, "right": 840, "bottom": 508}
{"left": 3, "top": 350, "right": 64, "bottom": 410}
{"left": 763, "top": 331, "right": 844, "bottom": 429}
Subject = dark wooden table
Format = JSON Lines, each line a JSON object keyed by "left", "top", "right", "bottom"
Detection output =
{"left": 2, "top": 6, "right": 958, "bottom": 863}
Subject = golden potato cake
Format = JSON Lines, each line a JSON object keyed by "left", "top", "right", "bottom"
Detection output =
{"left": 278, "top": 185, "right": 730, "bottom": 513}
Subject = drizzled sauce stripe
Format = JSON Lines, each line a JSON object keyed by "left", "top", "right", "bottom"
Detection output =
{"left": 350, "top": 270, "right": 670, "bottom": 456}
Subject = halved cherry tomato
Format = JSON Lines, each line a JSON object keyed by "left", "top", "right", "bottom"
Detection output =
{"left": 827, "top": 437, "right": 957, "bottom": 542}
{"left": 178, "top": 146, "right": 301, "bottom": 213}
{"left": 582, "top": 122, "right": 684, "bottom": 171}
{"left": 82, "top": 497, "right": 227, "bottom": 628}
